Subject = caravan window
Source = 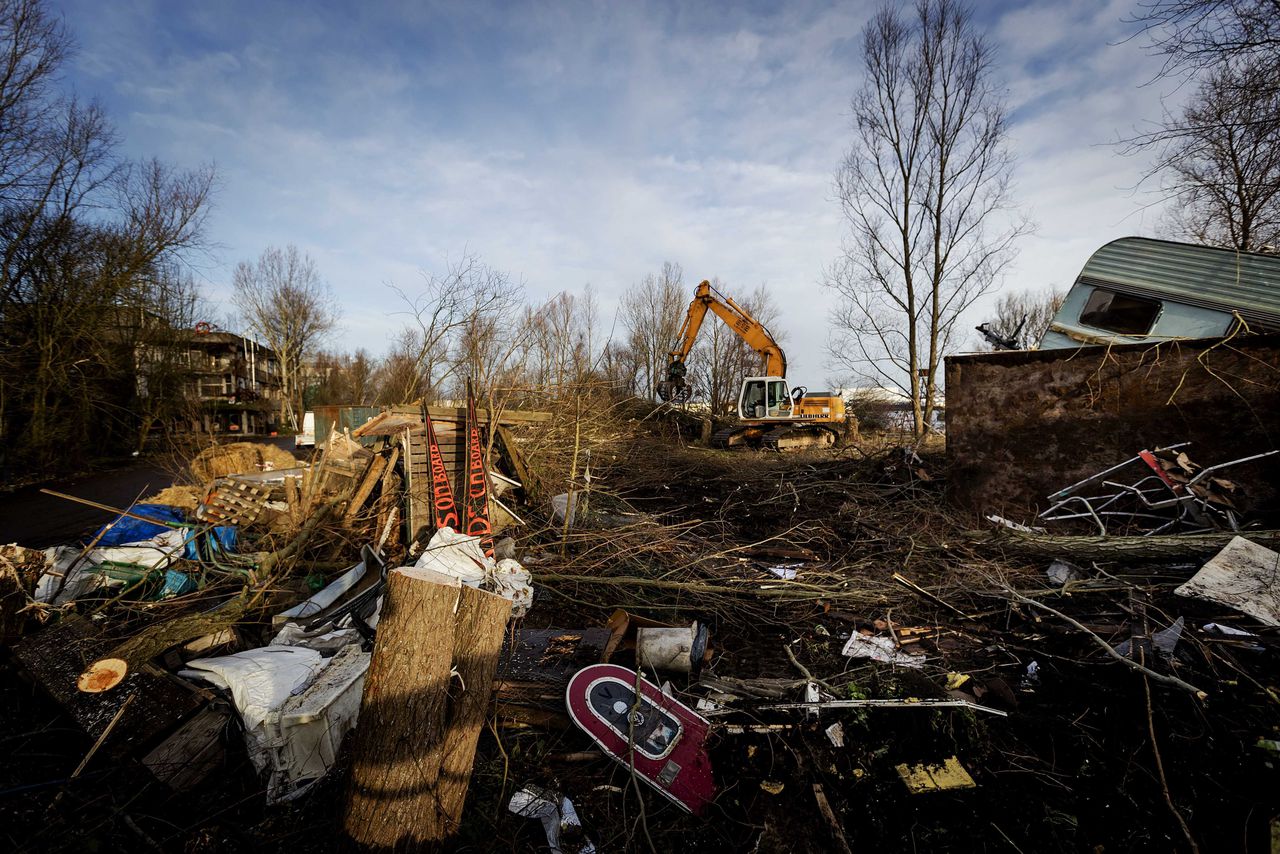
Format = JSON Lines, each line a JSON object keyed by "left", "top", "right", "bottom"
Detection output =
{"left": 1079, "top": 288, "right": 1160, "bottom": 335}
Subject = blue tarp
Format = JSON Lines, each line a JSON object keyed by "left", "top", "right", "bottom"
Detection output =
{"left": 185, "top": 526, "right": 238, "bottom": 561}
{"left": 93, "top": 504, "right": 185, "bottom": 545}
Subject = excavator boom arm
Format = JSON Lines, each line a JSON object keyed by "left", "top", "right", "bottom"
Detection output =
{"left": 666, "top": 281, "right": 786, "bottom": 379}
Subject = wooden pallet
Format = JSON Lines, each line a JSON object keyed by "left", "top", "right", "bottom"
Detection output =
{"left": 196, "top": 478, "right": 272, "bottom": 526}
{"left": 401, "top": 421, "right": 464, "bottom": 540}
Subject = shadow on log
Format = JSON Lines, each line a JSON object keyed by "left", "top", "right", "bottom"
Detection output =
{"left": 342, "top": 566, "right": 511, "bottom": 849}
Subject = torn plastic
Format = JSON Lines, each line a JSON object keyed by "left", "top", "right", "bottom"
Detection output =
{"left": 1046, "top": 559, "right": 1084, "bottom": 585}
{"left": 765, "top": 563, "right": 802, "bottom": 580}
{"left": 1202, "top": 622, "right": 1255, "bottom": 637}
{"left": 270, "top": 622, "right": 363, "bottom": 654}
{"left": 92, "top": 504, "right": 184, "bottom": 544}
{"left": 35, "top": 529, "right": 189, "bottom": 604}
{"left": 841, "top": 633, "right": 925, "bottom": 668}
{"left": 1114, "top": 616, "right": 1185, "bottom": 658}
{"left": 508, "top": 785, "right": 596, "bottom": 854}
{"left": 411, "top": 526, "right": 532, "bottom": 617}
{"left": 1020, "top": 660, "right": 1041, "bottom": 690}
{"left": 550, "top": 492, "right": 642, "bottom": 531}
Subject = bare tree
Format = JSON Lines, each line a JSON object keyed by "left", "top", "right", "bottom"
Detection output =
{"left": 1129, "top": 0, "right": 1280, "bottom": 79}
{"left": 1149, "top": 61, "right": 1280, "bottom": 250}
{"left": 599, "top": 340, "right": 644, "bottom": 397}
{"left": 347, "top": 348, "right": 376, "bottom": 404}
{"left": 0, "top": 0, "right": 215, "bottom": 474}
{"left": 0, "top": 0, "right": 73, "bottom": 209}
{"left": 825, "top": 0, "right": 1030, "bottom": 436}
{"left": 451, "top": 288, "right": 528, "bottom": 440}
{"left": 386, "top": 253, "right": 522, "bottom": 404}
{"left": 231, "top": 245, "right": 338, "bottom": 428}
{"left": 621, "top": 261, "right": 687, "bottom": 401}
{"left": 376, "top": 328, "right": 429, "bottom": 405}
{"left": 305, "top": 347, "right": 379, "bottom": 406}
{"left": 975, "top": 287, "right": 1065, "bottom": 350}
{"left": 523, "top": 288, "right": 601, "bottom": 400}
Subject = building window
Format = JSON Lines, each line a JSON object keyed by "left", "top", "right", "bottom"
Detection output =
{"left": 1079, "top": 288, "right": 1160, "bottom": 335}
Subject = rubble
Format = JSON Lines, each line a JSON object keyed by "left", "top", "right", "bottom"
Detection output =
{"left": 3, "top": 390, "right": 1280, "bottom": 853}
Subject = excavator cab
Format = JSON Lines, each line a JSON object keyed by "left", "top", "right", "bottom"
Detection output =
{"left": 738, "top": 377, "right": 793, "bottom": 421}
{"left": 659, "top": 279, "right": 848, "bottom": 450}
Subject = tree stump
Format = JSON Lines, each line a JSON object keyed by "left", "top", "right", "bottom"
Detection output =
{"left": 343, "top": 566, "right": 511, "bottom": 849}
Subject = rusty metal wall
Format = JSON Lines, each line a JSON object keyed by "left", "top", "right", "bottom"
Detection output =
{"left": 944, "top": 333, "right": 1280, "bottom": 519}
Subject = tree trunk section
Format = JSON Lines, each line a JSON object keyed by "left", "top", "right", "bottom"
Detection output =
{"left": 342, "top": 567, "right": 510, "bottom": 849}
{"left": 433, "top": 581, "right": 512, "bottom": 834}
{"left": 962, "top": 529, "right": 1280, "bottom": 563}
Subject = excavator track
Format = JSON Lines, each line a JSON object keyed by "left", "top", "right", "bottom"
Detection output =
{"left": 710, "top": 426, "right": 749, "bottom": 449}
{"left": 760, "top": 424, "right": 839, "bottom": 452}
{"left": 710, "top": 423, "right": 839, "bottom": 451}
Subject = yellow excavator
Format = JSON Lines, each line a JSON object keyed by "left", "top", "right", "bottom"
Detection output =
{"left": 656, "top": 280, "right": 847, "bottom": 450}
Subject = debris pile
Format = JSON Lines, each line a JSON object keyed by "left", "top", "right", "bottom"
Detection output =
{"left": 3, "top": 402, "right": 1279, "bottom": 852}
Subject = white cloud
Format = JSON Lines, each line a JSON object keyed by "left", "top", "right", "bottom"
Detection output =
{"left": 53, "top": 0, "right": 1186, "bottom": 379}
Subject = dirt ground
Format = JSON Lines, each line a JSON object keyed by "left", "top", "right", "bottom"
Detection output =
{"left": 2, "top": 423, "right": 1278, "bottom": 853}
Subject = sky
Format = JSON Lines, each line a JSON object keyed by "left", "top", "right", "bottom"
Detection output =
{"left": 52, "top": 0, "right": 1186, "bottom": 384}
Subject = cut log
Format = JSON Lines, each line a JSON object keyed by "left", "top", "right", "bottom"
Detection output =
{"left": 961, "top": 529, "right": 1280, "bottom": 562}
{"left": 342, "top": 567, "right": 511, "bottom": 847}
{"left": 433, "top": 578, "right": 512, "bottom": 834}
{"left": 78, "top": 658, "right": 128, "bottom": 693}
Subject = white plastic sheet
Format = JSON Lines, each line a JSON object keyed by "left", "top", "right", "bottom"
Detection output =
{"left": 35, "top": 529, "right": 188, "bottom": 604}
{"left": 183, "top": 646, "right": 325, "bottom": 732}
{"left": 412, "top": 526, "right": 533, "bottom": 617}
{"left": 841, "top": 633, "right": 925, "bottom": 668}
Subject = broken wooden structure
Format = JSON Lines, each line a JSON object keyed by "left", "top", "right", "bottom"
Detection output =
{"left": 353, "top": 404, "right": 548, "bottom": 542}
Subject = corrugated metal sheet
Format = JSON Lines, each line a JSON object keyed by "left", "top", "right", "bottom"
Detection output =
{"left": 312, "top": 405, "right": 381, "bottom": 448}
{"left": 1076, "top": 237, "right": 1280, "bottom": 327}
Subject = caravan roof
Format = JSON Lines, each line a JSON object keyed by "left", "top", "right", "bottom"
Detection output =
{"left": 1074, "top": 237, "right": 1280, "bottom": 328}
{"left": 1039, "top": 237, "right": 1280, "bottom": 349}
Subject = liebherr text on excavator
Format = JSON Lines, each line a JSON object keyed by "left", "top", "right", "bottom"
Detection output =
{"left": 656, "top": 280, "right": 847, "bottom": 451}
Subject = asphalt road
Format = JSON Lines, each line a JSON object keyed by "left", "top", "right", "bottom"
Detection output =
{"left": 0, "top": 436, "right": 299, "bottom": 548}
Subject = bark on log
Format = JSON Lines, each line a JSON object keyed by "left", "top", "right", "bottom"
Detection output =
{"left": 342, "top": 567, "right": 510, "bottom": 849}
{"left": 434, "top": 579, "right": 512, "bottom": 834}
{"left": 961, "top": 529, "right": 1280, "bottom": 562}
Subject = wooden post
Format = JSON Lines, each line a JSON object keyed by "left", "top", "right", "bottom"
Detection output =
{"left": 343, "top": 567, "right": 511, "bottom": 848}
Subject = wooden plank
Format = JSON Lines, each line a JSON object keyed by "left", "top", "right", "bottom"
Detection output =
{"left": 343, "top": 453, "right": 390, "bottom": 524}
{"left": 142, "top": 701, "right": 231, "bottom": 791}
{"left": 10, "top": 617, "right": 209, "bottom": 758}
{"left": 389, "top": 404, "right": 552, "bottom": 425}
